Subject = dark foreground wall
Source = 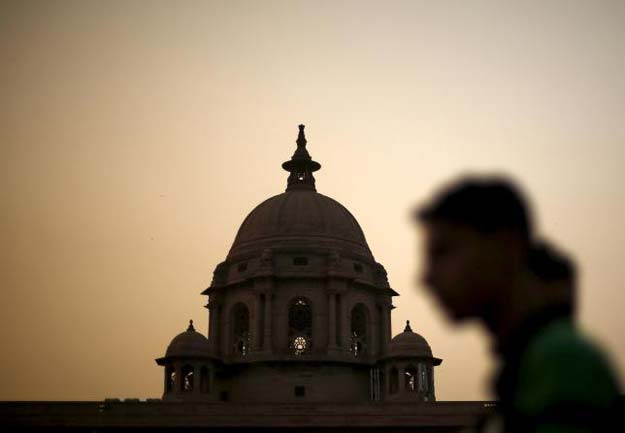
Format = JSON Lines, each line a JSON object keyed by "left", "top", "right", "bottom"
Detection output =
{"left": 0, "top": 400, "right": 493, "bottom": 432}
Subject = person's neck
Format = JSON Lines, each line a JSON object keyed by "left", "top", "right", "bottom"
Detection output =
{"left": 482, "top": 269, "right": 549, "bottom": 355}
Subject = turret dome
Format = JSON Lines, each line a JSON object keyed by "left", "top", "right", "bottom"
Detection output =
{"left": 387, "top": 321, "right": 442, "bottom": 365}
{"left": 165, "top": 320, "right": 210, "bottom": 358}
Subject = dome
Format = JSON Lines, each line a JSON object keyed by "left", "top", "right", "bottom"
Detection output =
{"left": 228, "top": 190, "right": 373, "bottom": 260}
{"left": 165, "top": 320, "right": 210, "bottom": 358}
{"left": 226, "top": 124, "right": 374, "bottom": 261}
{"left": 387, "top": 321, "right": 435, "bottom": 359}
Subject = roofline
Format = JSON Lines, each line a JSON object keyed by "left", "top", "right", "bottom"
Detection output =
{"left": 204, "top": 275, "right": 398, "bottom": 296}
{"left": 379, "top": 355, "right": 443, "bottom": 366}
{"left": 155, "top": 355, "right": 220, "bottom": 366}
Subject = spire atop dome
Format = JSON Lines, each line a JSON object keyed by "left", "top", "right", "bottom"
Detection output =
{"left": 282, "top": 124, "right": 321, "bottom": 192}
{"left": 296, "top": 124, "right": 307, "bottom": 148}
{"left": 404, "top": 320, "right": 413, "bottom": 333}
{"left": 187, "top": 319, "right": 195, "bottom": 332}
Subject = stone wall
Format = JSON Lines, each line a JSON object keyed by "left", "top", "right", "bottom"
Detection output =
{"left": 0, "top": 400, "right": 494, "bottom": 432}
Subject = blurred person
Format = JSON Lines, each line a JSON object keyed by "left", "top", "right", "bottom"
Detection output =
{"left": 414, "top": 177, "right": 621, "bottom": 433}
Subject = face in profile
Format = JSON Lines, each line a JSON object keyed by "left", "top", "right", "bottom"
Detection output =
{"left": 420, "top": 221, "right": 509, "bottom": 322}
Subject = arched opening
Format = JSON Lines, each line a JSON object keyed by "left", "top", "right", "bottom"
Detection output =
{"left": 165, "top": 367, "right": 175, "bottom": 393}
{"left": 288, "top": 297, "right": 312, "bottom": 355}
{"left": 389, "top": 366, "right": 399, "bottom": 394}
{"left": 231, "top": 303, "right": 250, "bottom": 356}
{"left": 405, "top": 364, "right": 417, "bottom": 392}
{"left": 181, "top": 365, "right": 194, "bottom": 392}
{"left": 350, "top": 303, "right": 369, "bottom": 357}
{"left": 200, "top": 366, "right": 210, "bottom": 393}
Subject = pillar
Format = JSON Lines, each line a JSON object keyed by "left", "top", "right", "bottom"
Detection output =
{"left": 253, "top": 292, "right": 263, "bottom": 351}
{"left": 193, "top": 365, "right": 200, "bottom": 396}
{"left": 379, "top": 302, "right": 391, "bottom": 355}
{"left": 430, "top": 364, "right": 436, "bottom": 400}
{"left": 386, "top": 305, "right": 393, "bottom": 343}
{"left": 175, "top": 365, "right": 182, "bottom": 394}
{"left": 208, "top": 305, "right": 217, "bottom": 355}
{"left": 328, "top": 292, "right": 336, "bottom": 350}
{"left": 339, "top": 294, "right": 348, "bottom": 351}
{"left": 263, "top": 292, "right": 272, "bottom": 352}
{"left": 163, "top": 367, "right": 170, "bottom": 395}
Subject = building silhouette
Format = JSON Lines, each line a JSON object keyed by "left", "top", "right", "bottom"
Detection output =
{"left": 1, "top": 125, "right": 489, "bottom": 431}
{"left": 156, "top": 124, "right": 442, "bottom": 404}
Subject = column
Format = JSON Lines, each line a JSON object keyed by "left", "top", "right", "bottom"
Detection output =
{"left": 369, "top": 368, "right": 374, "bottom": 401}
{"left": 400, "top": 365, "right": 406, "bottom": 396}
{"left": 193, "top": 365, "right": 200, "bottom": 396}
{"left": 175, "top": 365, "right": 182, "bottom": 394}
{"left": 163, "top": 368, "right": 170, "bottom": 396}
{"left": 328, "top": 292, "right": 336, "bottom": 350}
{"left": 338, "top": 294, "right": 347, "bottom": 351}
{"left": 208, "top": 305, "right": 217, "bottom": 355}
{"left": 253, "top": 292, "right": 263, "bottom": 351}
{"left": 380, "top": 303, "right": 391, "bottom": 354}
{"left": 430, "top": 365, "right": 435, "bottom": 401}
{"left": 263, "top": 293, "right": 272, "bottom": 352}
{"left": 378, "top": 304, "right": 385, "bottom": 355}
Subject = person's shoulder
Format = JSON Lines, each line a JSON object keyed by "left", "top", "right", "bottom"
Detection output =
{"left": 527, "top": 319, "right": 606, "bottom": 366}
{"left": 516, "top": 318, "right": 620, "bottom": 415}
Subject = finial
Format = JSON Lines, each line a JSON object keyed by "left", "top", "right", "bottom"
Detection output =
{"left": 297, "top": 124, "right": 306, "bottom": 146}
{"left": 187, "top": 319, "right": 195, "bottom": 332}
{"left": 404, "top": 320, "right": 413, "bottom": 333}
{"left": 281, "top": 124, "right": 321, "bottom": 192}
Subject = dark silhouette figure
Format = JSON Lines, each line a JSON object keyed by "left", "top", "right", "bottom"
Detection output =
{"left": 415, "top": 177, "right": 621, "bottom": 433}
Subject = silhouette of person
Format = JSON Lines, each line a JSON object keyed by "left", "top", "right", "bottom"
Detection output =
{"left": 414, "top": 177, "right": 621, "bottom": 433}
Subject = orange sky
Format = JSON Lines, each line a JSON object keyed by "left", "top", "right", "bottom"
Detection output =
{"left": 2, "top": 0, "right": 624, "bottom": 401}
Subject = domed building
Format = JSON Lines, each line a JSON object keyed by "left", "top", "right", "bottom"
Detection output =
{"left": 156, "top": 125, "right": 442, "bottom": 403}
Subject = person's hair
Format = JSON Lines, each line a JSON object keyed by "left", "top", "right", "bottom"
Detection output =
{"left": 527, "top": 240, "right": 576, "bottom": 284}
{"left": 527, "top": 240, "right": 576, "bottom": 315}
{"left": 415, "top": 176, "right": 533, "bottom": 243}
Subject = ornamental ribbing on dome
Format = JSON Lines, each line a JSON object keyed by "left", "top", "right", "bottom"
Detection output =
{"left": 165, "top": 320, "right": 210, "bottom": 358}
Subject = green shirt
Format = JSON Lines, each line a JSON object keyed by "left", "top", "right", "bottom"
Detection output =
{"left": 513, "top": 318, "right": 620, "bottom": 433}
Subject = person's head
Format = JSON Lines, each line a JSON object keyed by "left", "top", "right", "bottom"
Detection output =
{"left": 527, "top": 240, "right": 577, "bottom": 316}
{"left": 415, "top": 176, "right": 533, "bottom": 322}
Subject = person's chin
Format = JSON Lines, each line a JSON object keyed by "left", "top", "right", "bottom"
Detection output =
{"left": 441, "top": 304, "right": 472, "bottom": 323}
{"left": 430, "top": 294, "right": 472, "bottom": 322}
{"left": 447, "top": 312, "right": 469, "bottom": 323}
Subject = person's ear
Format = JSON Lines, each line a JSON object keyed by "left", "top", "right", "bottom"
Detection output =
{"left": 493, "top": 227, "right": 527, "bottom": 263}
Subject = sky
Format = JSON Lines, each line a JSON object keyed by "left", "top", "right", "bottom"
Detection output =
{"left": 2, "top": 0, "right": 624, "bottom": 401}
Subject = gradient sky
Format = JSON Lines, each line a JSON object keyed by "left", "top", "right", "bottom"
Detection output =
{"left": 2, "top": 0, "right": 624, "bottom": 401}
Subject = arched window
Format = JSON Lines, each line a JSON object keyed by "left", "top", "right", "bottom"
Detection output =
{"left": 350, "top": 303, "right": 368, "bottom": 357}
{"left": 181, "top": 365, "right": 194, "bottom": 392}
{"left": 200, "top": 366, "right": 210, "bottom": 393}
{"left": 405, "top": 364, "right": 417, "bottom": 392}
{"left": 232, "top": 303, "right": 250, "bottom": 356}
{"left": 389, "top": 366, "right": 399, "bottom": 394}
{"left": 289, "top": 298, "right": 312, "bottom": 355}
{"left": 165, "top": 367, "right": 175, "bottom": 393}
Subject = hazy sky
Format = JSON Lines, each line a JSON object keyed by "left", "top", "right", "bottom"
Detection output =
{"left": 2, "top": 0, "right": 624, "bottom": 401}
